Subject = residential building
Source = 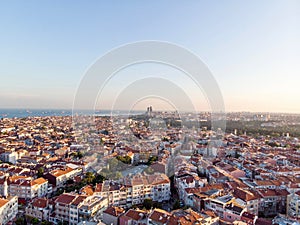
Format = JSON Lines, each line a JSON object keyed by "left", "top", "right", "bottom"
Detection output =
{"left": 44, "top": 166, "right": 81, "bottom": 188}
{"left": 103, "top": 206, "right": 125, "bottom": 225}
{"left": 8, "top": 176, "right": 48, "bottom": 201}
{"left": 0, "top": 196, "right": 18, "bottom": 224}
{"left": 119, "top": 208, "right": 147, "bottom": 225}
{"left": 96, "top": 173, "right": 170, "bottom": 208}
{"left": 54, "top": 193, "right": 107, "bottom": 225}
{"left": 287, "top": 191, "right": 300, "bottom": 219}
{"left": 25, "top": 198, "right": 50, "bottom": 221}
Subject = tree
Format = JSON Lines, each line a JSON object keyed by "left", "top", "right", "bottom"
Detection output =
{"left": 234, "top": 151, "right": 241, "bottom": 159}
{"left": 15, "top": 217, "right": 26, "bottom": 225}
{"left": 85, "top": 172, "right": 95, "bottom": 184}
{"left": 147, "top": 156, "right": 158, "bottom": 165}
{"left": 153, "top": 202, "right": 162, "bottom": 209}
{"left": 66, "top": 179, "right": 74, "bottom": 185}
{"left": 77, "top": 151, "right": 83, "bottom": 159}
{"left": 116, "top": 155, "right": 132, "bottom": 164}
{"left": 93, "top": 173, "right": 105, "bottom": 185}
{"left": 143, "top": 198, "right": 154, "bottom": 210}
{"left": 37, "top": 167, "right": 44, "bottom": 178}
{"left": 31, "top": 217, "right": 39, "bottom": 225}
{"left": 41, "top": 221, "right": 52, "bottom": 225}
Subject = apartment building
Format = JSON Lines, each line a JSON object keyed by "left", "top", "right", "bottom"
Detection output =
{"left": 44, "top": 166, "right": 81, "bottom": 188}
{"left": 8, "top": 176, "right": 48, "bottom": 201}
{"left": 204, "top": 194, "right": 234, "bottom": 220}
{"left": 25, "top": 198, "right": 50, "bottom": 221}
{"left": 0, "top": 196, "right": 18, "bottom": 225}
{"left": 54, "top": 193, "right": 107, "bottom": 225}
{"left": 232, "top": 188, "right": 260, "bottom": 216}
{"left": 103, "top": 206, "right": 125, "bottom": 225}
{"left": 119, "top": 208, "right": 148, "bottom": 225}
{"left": 34, "top": 177, "right": 49, "bottom": 197}
{"left": 78, "top": 195, "right": 108, "bottom": 222}
{"left": 257, "top": 188, "right": 289, "bottom": 217}
{"left": 287, "top": 191, "right": 300, "bottom": 219}
{"left": 147, "top": 208, "right": 172, "bottom": 225}
{"left": 95, "top": 173, "right": 170, "bottom": 208}
{"left": 54, "top": 193, "right": 80, "bottom": 224}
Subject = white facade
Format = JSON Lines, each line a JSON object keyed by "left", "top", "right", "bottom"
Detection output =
{"left": 96, "top": 173, "right": 170, "bottom": 208}
{"left": 0, "top": 196, "right": 18, "bottom": 224}
{"left": 287, "top": 192, "right": 300, "bottom": 218}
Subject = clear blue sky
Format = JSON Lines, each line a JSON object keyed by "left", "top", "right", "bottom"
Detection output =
{"left": 0, "top": 1, "right": 299, "bottom": 112}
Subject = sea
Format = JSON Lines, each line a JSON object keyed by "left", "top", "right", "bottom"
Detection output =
{"left": 0, "top": 109, "right": 145, "bottom": 119}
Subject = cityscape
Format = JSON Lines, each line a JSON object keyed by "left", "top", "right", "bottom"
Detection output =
{"left": 0, "top": 1, "right": 300, "bottom": 225}
{"left": 1, "top": 110, "right": 300, "bottom": 225}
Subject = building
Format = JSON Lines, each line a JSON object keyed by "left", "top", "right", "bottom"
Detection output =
{"left": 96, "top": 173, "right": 170, "bottom": 208}
{"left": 25, "top": 198, "right": 50, "bottom": 221}
{"left": 8, "top": 176, "right": 48, "bottom": 201}
{"left": 103, "top": 206, "right": 125, "bottom": 225}
{"left": 0, "top": 196, "right": 18, "bottom": 224}
{"left": 54, "top": 193, "right": 108, "bottom": 225}
{"left": 147, "top": 208, "right": 171, "bottom": 225}
{"left": 0, "top": 151, "right": 19, "bottom": 164}
{"left": 0, "top": 176, "right": 8, "bottom": 197}
{"left": 287, "top": 191, "right": 300, "bottom": 219}
{"left": 78, "top": 195, "right": 108, "bottom": 222}
{"left": 54, "top": 193, "right": 78, "bottom": 224}
{"left": 119, "top": 208, "right": 147, "bottom": 225}
{"left": 257, "top": 188, "right": 288, "bottom": 217}
{"left": 232, "top": 188, "right": 260, "bottom": 216}
{"left": 44, "top": 166, "right": 81, "bottom": 188}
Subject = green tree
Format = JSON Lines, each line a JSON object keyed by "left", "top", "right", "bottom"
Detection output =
{"left": 147, "top": 156, "right": 158, "bottom": 165}
{"left": 77, "top": 151, "right": 83, "bottom": 159}
{"left": 31, "top": 217, "right": 39, "bottom": 225}
{"left": 85, "top": 172, "right": 95, "bottom": 184}
{"left": 93, "top": 173, "right": 105, "bottom": 185}
{"left": 15, "top": 217, "right": 26, "bottom": 225}
{"left": 116, "top": 155, "right": 132, "bottom": 164}
{"left": 143, "top": 198, "right": 154, "bottom": 210}
{"left": 37, "top": 167, "right": 44, "bottom": 177}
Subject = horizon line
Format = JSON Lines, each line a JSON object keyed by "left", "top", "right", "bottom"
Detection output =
{"left": 0, "top": 107, "right": 300, "bottom": 115}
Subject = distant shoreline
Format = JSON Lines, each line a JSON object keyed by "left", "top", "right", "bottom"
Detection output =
{"left": 0, "top": 109, "right": 147, "bottom": 119}
{"left": 1, "top": 108, "right": 300, "bottom": 119}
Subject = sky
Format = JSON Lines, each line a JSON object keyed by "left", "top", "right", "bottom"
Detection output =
{"left": 0, "top": 1, "right": 299, "bottom": 113}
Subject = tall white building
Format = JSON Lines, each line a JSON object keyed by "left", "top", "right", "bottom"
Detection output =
{"left": 287, "top": 191, "right": 300, "bottom": 219}
{"left": 8, "top": 176, "right": 48, "bottom": 200}
{"left": 95, "top": 173, "right": 171, "bottom": 208}
{"left": 0, "top": 196, "right": 18, "bottom": 224}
